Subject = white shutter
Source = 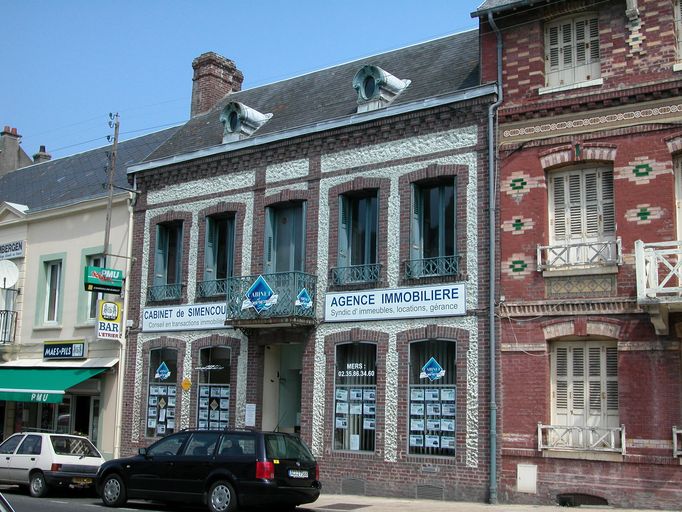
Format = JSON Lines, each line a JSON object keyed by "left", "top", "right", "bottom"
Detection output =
{"left": 338, "top": 196, "right": 350, "bottom": 268}
{"left": 553, "top": 345, "right": 570, "bottom": 426}
{"left": 568, "top": 173, "right": 583, "bottom": 240}
{"left": 263, "top": 208, "right": 275, "bottom": 274}
{"left": 410, "top": 184, "right": 423, "bottom": 262}
{"left": 600, "top": 168, "right": 615, "bottom": 235}
{"left": 605, "top": 346, "right": 619, "bottom": 427}
{"left": 583, "top": 169, "right": 599, "bottom": 238}
{"left": 546, "top": 15, "right": 600, "bottom": 87}
{"left": 154, "top": 225, "right": 168, "bottom": 286}
{"left": 550, "top": 174, "right": 567, "bottom": 242}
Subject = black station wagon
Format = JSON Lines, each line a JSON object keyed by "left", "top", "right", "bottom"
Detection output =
{"left": 96, "top": 430, "right": 320, "bottom": 512}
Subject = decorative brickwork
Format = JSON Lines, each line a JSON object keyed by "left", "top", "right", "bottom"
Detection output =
{"left": 624, "top": 204, "right": 664, "bottom": 224}
{"left": 502, "top": 253, "right": 533, "bottom": 280}
{"left": 615, "top": 157, "right": 672, "bottom": 184}
{"left": 501, "top": 217, "right": 535, "bottom": 235}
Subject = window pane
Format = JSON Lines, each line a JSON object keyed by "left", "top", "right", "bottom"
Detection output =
{"left": 87, "top": 255, "right": 103, "bottom": 319}
{"left": 166, "top": 224, "right": 181, "bottom": 284}
{"left": 349, "top": 195, "right": 378, "bottom": 266}
{"left": 197, "top": 346, "right": 231, "bottom": 430}
{"left": 46, "top": 261, "right": 61, "bottom": 322}
{"left": 147, "top": 348, "right": 178, "bottom": 437}
{"left": 409, "top": 340, "right": 457, "bottom": 456}
{"left": 147, "top": 433, "right": 189, "bottom": 456}
{"left": 184, "top": 432, "right": 220, "bottom": 457}
{"left": 334, "top": 343, "right": 376, "bottom": 452}
{"left": 422, "top": 186, "right": 440, "bottom": 258}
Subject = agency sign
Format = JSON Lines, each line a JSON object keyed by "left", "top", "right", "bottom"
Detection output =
{"left": 325, "top": 284, "right": 466, "bottom": 322}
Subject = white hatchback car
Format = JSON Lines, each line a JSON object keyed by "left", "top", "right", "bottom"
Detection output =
{"left": 0, "top": 432, "right": 105, "bottom": 497}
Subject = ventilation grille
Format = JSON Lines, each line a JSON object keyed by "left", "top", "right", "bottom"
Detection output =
{"left": 416, "top": 484, "right": 444, "bottom": 500}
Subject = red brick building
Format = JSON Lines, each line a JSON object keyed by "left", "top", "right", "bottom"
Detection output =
{"left": 473, "top": 0, "right": 682, "bottom": 508}
{"left": 121, "top": 35, "right": 500, "bottom": 501}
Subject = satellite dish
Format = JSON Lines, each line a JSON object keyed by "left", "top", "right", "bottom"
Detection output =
{"left": 0, "top": 260, "right": 19, "bottom": 289}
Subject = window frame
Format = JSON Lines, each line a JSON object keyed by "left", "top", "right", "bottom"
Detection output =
{"left": 204, "top": 214, "right": 235, "bottom": 282}
{"left": 263, "top": 202, "right": 307, "bottom": 274}
{"left": 154, "top": 221, "right": 184, "bottom": 287}
{"left": 37, "top": 254, "right": 66, "bottom": 326}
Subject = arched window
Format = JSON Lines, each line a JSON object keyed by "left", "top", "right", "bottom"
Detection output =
{"left": 147, "top": 347, "right": 178, "bottom": 437}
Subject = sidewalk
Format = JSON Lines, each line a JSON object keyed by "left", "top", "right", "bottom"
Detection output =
{"left": 305, "top": 493, "right": 679, "bottom": 512}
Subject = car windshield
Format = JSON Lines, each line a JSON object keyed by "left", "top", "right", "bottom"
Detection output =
{"left": 264, "top": 434, "right": 314, "bottom": 462}
{"left": 50, "top": 435, "right": 100, "bottom": 457}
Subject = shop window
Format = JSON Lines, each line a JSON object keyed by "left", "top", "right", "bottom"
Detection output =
{"left": 545, "top": 15, "right": 601, "bottom": 88}
{"left": 197, "top": 346, "right": 231, "bottom": 429}
{"left": 146, "top": 348, "right": 178, "bottom": 437}
{"left": 198, "top": 215, "right": 235, "bottom": 298}
{"left": 44, "top": 260, "right": 62, "bottom": 323}
{"left": 406, "top": 180, "right": 458, "bottom": 279}
{"left": 332, "top": 193, "right": 379, "bottom": 285}
{"left": 408, "top": 339, "right": 456, "bottom": 456}
{"left": 264, "top": 202, "right": 306, "bottom": 273}
{"left": 150, "top": 221, "right": 183, "bottom": 301}
{"left": 543, "top": 166, "right": 617, "bottom": 270}
{"left": 333, "top": 342, "right": 377, "bottom": 452}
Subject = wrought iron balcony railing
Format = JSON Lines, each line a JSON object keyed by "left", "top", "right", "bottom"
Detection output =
{"left": 147, "top": 283, "right": 183, "bottom": 302}
{"left": 404, "top": 255, "right": 460, "bottom": 280}
{"left": 537, "top": 237, "right": 622, "bottom": 272}
{"left": 226, "top": 272, "right": 316, "bottom": 324}
{"left": 635, "top": 240, "right": 682, "bottom": 304}
{"left": 537, "top": 423, "right": 625, "bottom": 453}
{"left": 330, "top": 264, "right": 381, "bottom": 286}
{"left": 196, "top": 279, "right": 228, "bottom": 299}
{"left": 0, "top": 310, "right": 17, "bottom": 343}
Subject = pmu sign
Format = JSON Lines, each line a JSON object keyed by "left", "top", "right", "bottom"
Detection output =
{"left": 84, "top": 266, "right": 124, "bottom": 294}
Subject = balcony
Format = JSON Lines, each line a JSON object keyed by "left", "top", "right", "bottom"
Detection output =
{"left": 538, "top": 423, "right": 626, "bottom": 454}
{"left": 226, "top": 272, "right": 317, "bottom": 328}
{"left": 635, "top": 240, "right": 682, "bottom": 335}
{"left": 537, "top": 238, "right": 622, "bottom": 274}
{"left": 147, "top": 283, "right": 183, "bottom": 302}
{"left": 0, "top": 310, "right": 17, "bottom": 343}
{"left": 196, "top": 279, "right": 228, "bottom": 299}
{"left": 404, "top": 255, "right": 460, "bottom": 280}
{"left": 330, "top": 264, "right": 381, "bottom": 286}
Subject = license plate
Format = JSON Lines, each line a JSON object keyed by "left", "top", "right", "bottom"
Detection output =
{"left": 288, "top": 469, "right": 308, "bottom": 479}
{"left": 72, "top": 477, "right": 92, "bottom": 485}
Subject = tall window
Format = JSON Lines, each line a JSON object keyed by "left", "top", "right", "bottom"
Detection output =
{"left": 147, "top": 348, "right": 178, "bottom": 437}
{"left": 548, "top": 166, "right": 615, "bottom": 265}
{"left": 87, "top": 254, "right": 103, "bottom": 320}
{"left": 545, "top": 15, "right": 600, "bottom": 88}
{"left": 264, "top": 203, "right": 306, "bottom": 273}
{"left": 408, "top": 339, "right": 456, "bottom": 456}
{"left": 44, "top": 260, "right": 62, "bottom": 323}
{"left": 551, "top": 341, "right": 618, "bottom": 436}
{"left": 200, "top": 215, "right": 235, "bottom": 297}
{"left": 197, "top": 346, "right": 231, "bottom": 429}
{"left": 334, "top": 343, "right": 376, "bottom": 452}
{"left": 408, "top": 181, "right": 457, "bottom": 278}
{"left": 334, "top": 193, "right": 378, "bottom": 284}
{"left": 151, "top": 221, "right": 183, "bottom": 300}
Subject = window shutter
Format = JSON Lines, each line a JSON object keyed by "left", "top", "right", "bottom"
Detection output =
{"left": 588, "top": 345, "right": 602, "bottom": 414}
{"left": 554, "top": 346, "right": 569, "bottom": 424}
{"left": 410, "top": 184, "right": 423, "bottom": 262}
{"left": 551, "top": 174, "right": 568, "bottom": 242}
{"left": 568, "top": 173, "right": 583, "bottom": 239}
{"left": 226, "top": 217, "right": 235, "bottom": 278}
{"left": 571, "top": 346, "right": 585, "bottom": 417}
{"left": 264, "top": 208, "right": 275, "bottom": 274}
{"left": 154, "top": 225, "right": 168, "bottom": 286}
{"left": 600, "top": 169, "right": 615, "bottom": 235}
{"left": 337, "top": 195, "right": 350, "bottom": 268}
{"left": 583, "top": 169, "right": 599, "bottom": 238}
{"left": 299, "top": 201, "right": 307, "bottom": 272}
{"left": 605, "top": 346, "right": 618, "bottom": 413}
{"left": 547, "top": 24, "right": 560, "bottom": 71}
{"left": 204, "top": 217, "right": 216, "bottom": 280}
{"left": 588, "top": 17, "right": 600, "bottom": 62}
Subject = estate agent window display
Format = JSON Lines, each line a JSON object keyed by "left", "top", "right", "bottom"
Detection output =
{"left": 333, "top": 342, "right": 377, "bottom": 452}
{"left": 408, "top": 339, "right": 457, "bottom": 456}
{"left": 196, "top": 346, "right": 231, "bottom": 430}
{"left": 147, "top": 348, "right": 178, "bottom": 437}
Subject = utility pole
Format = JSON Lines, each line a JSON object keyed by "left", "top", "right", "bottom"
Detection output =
{"left": 103, "top": 113, "right": 120, "bottom": 268}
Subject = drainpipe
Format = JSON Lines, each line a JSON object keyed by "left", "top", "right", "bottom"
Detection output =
{"left": 487, "top": 10, "right": 503, "bottom": 505}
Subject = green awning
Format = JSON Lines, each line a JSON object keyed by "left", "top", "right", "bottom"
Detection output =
{"left": 0, "top": 367, "right": 106, "bottom": 403}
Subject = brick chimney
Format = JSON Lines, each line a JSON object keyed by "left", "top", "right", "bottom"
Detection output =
{"left": 32, "top": 145, "right": 52, "bottom": 164}
{"left": 190, "top": 52, "right": 244, "bottom": 118}
{"left": 0, "top": 126, "right": 33, "bottom": 177}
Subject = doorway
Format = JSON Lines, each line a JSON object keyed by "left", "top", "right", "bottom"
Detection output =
{"left": 262, "top": 344, "right": 302, "bottom": 433}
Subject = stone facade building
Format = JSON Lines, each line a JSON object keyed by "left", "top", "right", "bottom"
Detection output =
{"left": 122, "top": 34, "right": 499, "bottom": 500}
{"left": 473, "top": 0, "right": 682, "bottom": 508}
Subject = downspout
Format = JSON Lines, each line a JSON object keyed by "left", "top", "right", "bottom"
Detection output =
{"left": 487, "top": 10, "right": 503, "bottom": 505}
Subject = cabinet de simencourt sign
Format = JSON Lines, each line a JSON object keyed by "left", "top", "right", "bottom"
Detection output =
{"left": 142, "top": 303, "right": 227, "bottom": 332}
{"left": 325, "top": 284, "right": 466, "bottom": 322}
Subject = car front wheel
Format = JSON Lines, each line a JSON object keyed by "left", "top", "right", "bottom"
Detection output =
{"left": 208, "top": 480, "right": 237, "bottom": 512}
{"left": 101, "top": 473, "right": 127, "bottom": 507}
{"left": 29, "top": 471, "right": 48, "bottom": 498}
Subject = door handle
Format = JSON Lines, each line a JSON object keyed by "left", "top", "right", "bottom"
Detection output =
{"left": 30, "top": 458, "right": 35, "bottom": 461}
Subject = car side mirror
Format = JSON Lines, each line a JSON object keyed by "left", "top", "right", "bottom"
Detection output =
{"left": 138, "top": 447, "right": 147, "bottom": 457}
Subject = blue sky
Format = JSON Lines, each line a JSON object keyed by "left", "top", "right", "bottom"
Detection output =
{"left": 6, "top": 1, "right": 482, "bottom": 160}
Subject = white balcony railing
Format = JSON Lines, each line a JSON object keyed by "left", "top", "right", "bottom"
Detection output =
{"left": 673, "top": 426, "right": 682, "bottom": 457}
{"left": 538, "top": 423, "right": 626, "bottom": 453}
{"left": 537, "top": 238, "right": 622, "bottom": 272}
{"left": 635, "top": 240, "right": 682, "bottom": 303}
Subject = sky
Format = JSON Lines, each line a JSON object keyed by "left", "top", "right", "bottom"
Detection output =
{"left": 5, "top": 1, "right": 482, "bottom": 161}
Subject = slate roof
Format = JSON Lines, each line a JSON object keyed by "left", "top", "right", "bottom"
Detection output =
{"left": 144, "top": 29, "right": 481, "bottom": 162}
{"left": 471, "top": 0, "right": 557, "bottom": 17}
{"left": 0, "top": 127, "right": 179, "bottom": 212}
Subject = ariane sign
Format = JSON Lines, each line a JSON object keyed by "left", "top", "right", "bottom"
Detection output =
{"left": 325, "top": 284, "right": 466, "bottom": 322}
{"left": 84, "top": 266, "right": 124, "bottom": 294}
{"left": 43, "top": 340, "right": 87, "bottom": 360}
{"left": 142, "top": 303, "right": 227, "bottom": 332}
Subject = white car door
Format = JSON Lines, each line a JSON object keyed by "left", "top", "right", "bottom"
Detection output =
{"left": 0, "top": 435, "right": 24, "bottom": 481}
{"left": 6, "top": 435, "right": 42, "bottom": 484}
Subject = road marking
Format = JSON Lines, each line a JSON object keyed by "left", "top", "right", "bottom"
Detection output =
{"left": 49, "top": 500, "right": 69, "bottom": 504}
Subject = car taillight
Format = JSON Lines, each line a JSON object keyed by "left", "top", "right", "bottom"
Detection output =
{"left": 316, "top": 464, "right": 319, "bottom": 481}
{"left": 51, "top": 463, "right": 62, "bottom": 472}
{"left": 255, "top": 461, "right": 274, "bottom": 480}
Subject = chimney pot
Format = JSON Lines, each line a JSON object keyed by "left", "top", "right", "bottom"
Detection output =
{"left": 190, "top": 52, "right": 244, "bottom": 118}
{"left": 10, "top": 128, "right": 17, "bottom": 135}
{"left": 32, "top": 145, "right": 52, "bottom": 164}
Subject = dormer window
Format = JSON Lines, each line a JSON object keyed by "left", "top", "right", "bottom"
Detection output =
{"left": 220, "top": 102, "right": 272, "bottom": 143}
{"left": 353, "top": 65, "right": 410, "bottom": 113}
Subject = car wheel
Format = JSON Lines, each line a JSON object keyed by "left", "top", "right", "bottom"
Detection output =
{"left": 101, "top": 473, "right": 127, "bottom": 507}
{"left": 29, "top": 471, "right": 48, "bottom": 498}
{"left": 208, "top": 480, "right": 237, "bottom": 512}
